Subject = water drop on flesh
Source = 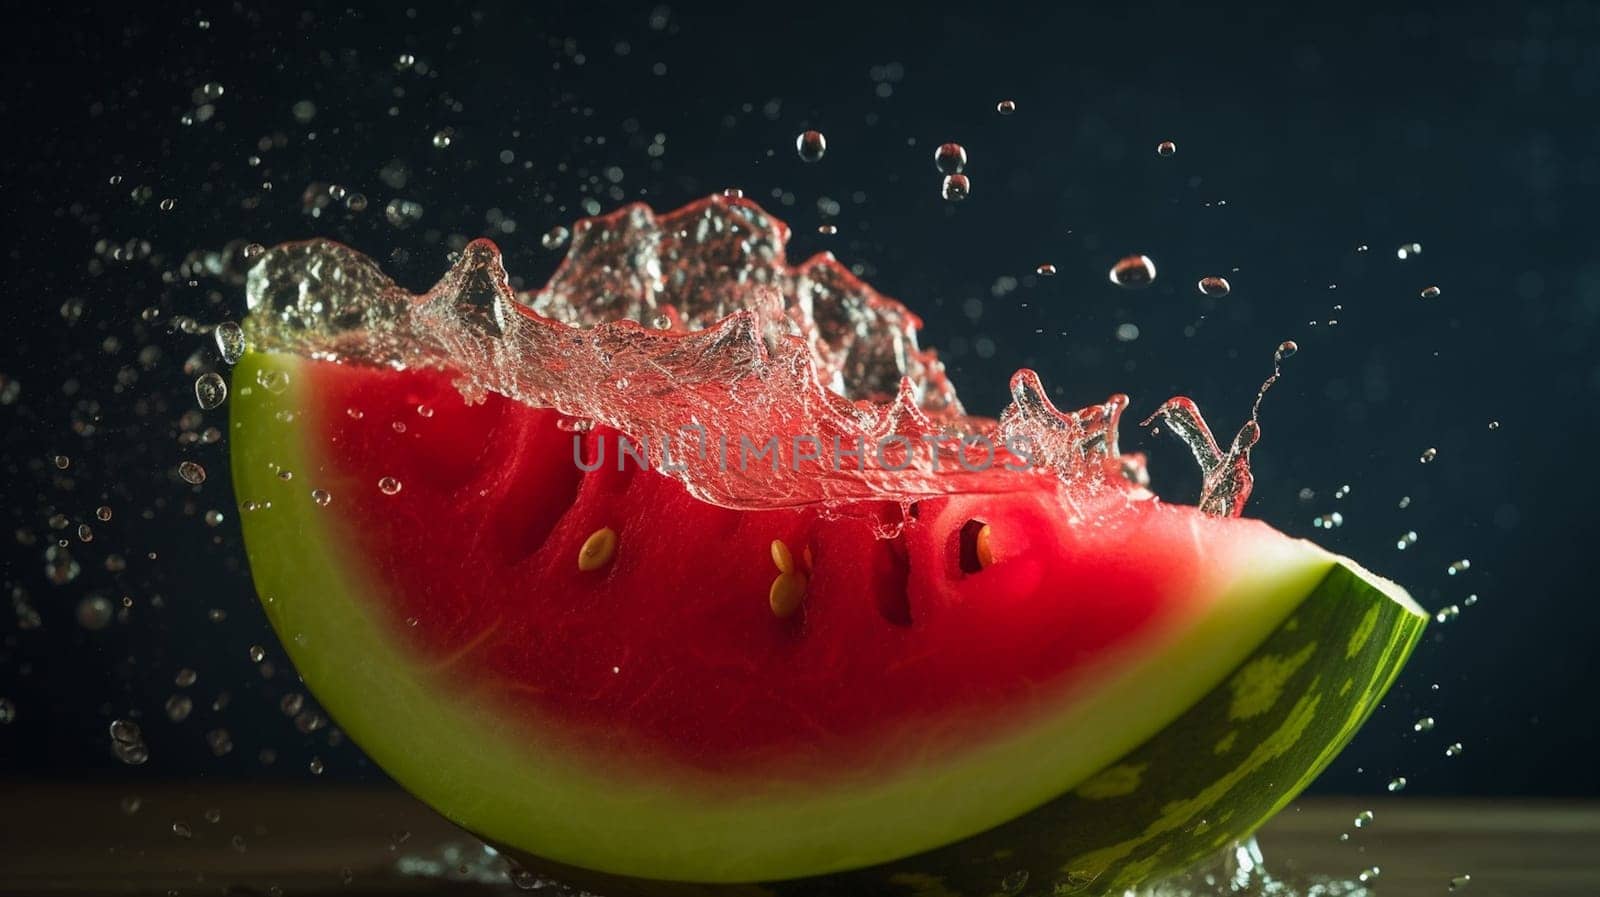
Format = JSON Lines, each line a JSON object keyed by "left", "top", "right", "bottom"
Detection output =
{"left": 795, "top": 130, "right": 827, "bottom": 163}
{"left": 378, "top": 476, "right": 403, "bottom": 496}
{"left": 1109, "top": 254, "right": 1156, "bottom": 288}
{"left": 933, "top": 142, "right": 967, "bottom": 174}
{"left": 1197, "top": 275, "right": 1231, "bottom": 297}
{"left": 940, "top": 174, "right": 970, "bottom": 202}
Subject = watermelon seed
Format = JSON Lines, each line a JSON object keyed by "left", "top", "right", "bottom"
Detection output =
{"left": 769, "top": 572, "right": 807, "bottom": 619}
{"left": 957, "top": 519, "right": 996, "bottom": 573}
{"left": 770, "top": 539, "right": 794, "bottom": 575}
{"left": 578, "top": 527, "right": 618, "bottom": 572}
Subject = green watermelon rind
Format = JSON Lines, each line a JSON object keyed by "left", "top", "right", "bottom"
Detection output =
{"left": 229, "top": 351, "right": 1426, "bottom": 893}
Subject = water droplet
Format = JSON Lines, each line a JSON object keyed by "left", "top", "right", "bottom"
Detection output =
{"left": 194, "top": 372, "right": 227, "bottom": 409}
{"left": 248, "top": 645, "right": 266, "bottom": 663}
{"left": 1487, "top": 420, "right": 1500, "bottom": 430}
{"left": 0, "top": 698, "right": 14, "bottom": 724}
{"left": 1396, "top": 530, "right": 1418, "bottom": 550}
{"left": 940, "top": 174, "right": 971, "bottom": 202}
{"left": 996, "top": 99, "right": 1017, "bottom": 115}
{"left": 378, "top": 476, "right": 403, "bottom": 496}
{"left": 165, "top": 694, "right": 193, "bottom": 722}
{"left": 1414, "top": 716, "right": 1436, "bottom": 732}
{"left": 1274, "top": 340, "right": 1298, "bottom": 362}
{"left": 795, "top": 130, "right": 827, "bottom": 163}
{"left": 311, "top": 488, "right": 332, "bottom": 507}
{"left": 159, "top": 198, "right": 176, "bottom": 211}
{"left": 1359, "top": 866, "right": 1381, "bottom": 883}
{"left": 541, "top": 226, "right": 570, "bottom": 250}
{"left": 172, "top": 822, "right": 193, "bottom": 839}
{"left": 1445, "top": 742, "right": 1464, "bottom": 757}
{"left": 109, "top": 719, "right": 141, "bottom": 744}
{"left": 1353, "top": 810, "right": 1374, "bottom": 828}
{"left": 1197, "top": 276, "right": 1231, "bottom": 297}
{"left": 309, "top": 756, "right": 325, "bottom": 774}
{"left": 396, "top": 53, "right": 415, "bottom": 70}
{"left": 201, "top": 81, "right": 224, "bottom": 99}
{"left": 1447, "top": 559, "right": 1471, "bottom": 575}
{"left": 255, "top": 367, "right": 290, "bottom": 394}
{"left": 431, "top": 129, "right": 453, "bottom": 149}
{"left": 175, "top": 668, "right": 197, "bottom": 687}
{"left": 1396, "top": 242, "right": 1423, "bottom": 260}
{"left": 1419, "top": 447, "right": 1438, "bottom": 463}
{"left": 53, "top": 454, "right": 70, "bottom": 470}
{"left": 1464, "top": 593, "right": 1479, "bottom": 606}
{"left": 1420, "top": 285, "right": 1441, "bottom": 299}
{"left": 1435, "top": 604, "right": 1461, "bottom": 623}
{"left": 214, "top": 322, "right": 245, "bottom": 364}
{"left": 1335, "top": 484, "right": 1352, "bottom": 499}
{"left": 1036, "top": 264, "right": 1057, "bottom": 276}
{"left": 1387, "top": 776, "right": 1408, "bottom": 792}
{"left": 177, "top": 461, "right": 207, "bottom": 485}
{"left": 1157, "top": 140, "right": 1177, "bottom": 156}
{"left": 1312, "top": 512, "right": 1344, "bottom": 529}
{"left": 1109, "top": 254, "right": 1157, "bottom": 288}
{"left": 1449, "top": 874, "right": 1472, "bottom": 891}
{"left": 933, "top": 142, "right": 967, "bottom": 174}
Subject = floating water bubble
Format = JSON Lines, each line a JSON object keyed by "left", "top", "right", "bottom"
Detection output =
{"left": 384, "top": 199, "right": 424, "bottom": 229}
{"left": 795, "top": 130, "right": 827, "bottom": 162}
{"left": 1449, "top": 874, "right": 1472, "bottom": 891}
{"left": 1464, "top": 593, "right": 1479, "bottom": 606}
{"left": 206, "top": 728, "right": 234, "bottom": 756}
{"left": 1387, "top": 776, "right": 1408, "bottom": 792}
{"left": 940, "top": 174, "right": 970, "bottom": 202}
{"left": 1312, "top": 512, "right": 1344, "bottom": 529}
{"left": 1445, "top": 742, "right": 1464, "bottom": 757}
{"left": 213, "top": 321, "right": 245, "bottom": 364}
{"left": 177, "top": 461, "right": 207, "bottom": 485}
{"left": 95, "top": 505, "right": 112, "bottom": 522}
{"left": 1396, "top": 530, "right": 1418, "bottom": 550}
{"left": 194, "top": 372, "right": 227, "bottom": 409}
{"left": 1359, "top": 866, "right": 1381, "bottom": 883}
{"left": 201, "top": 81, "right": 224, "bottom": 99}
{"left": 1435, "top": 604, "right": 1461, "bottom": 623}
{"left": 175, "top": 668, "right": 197, "bottom": 687}
{"left": 1420, "top": 285, "right": 1441, "bottom": 299}
{"left": 1157, "top": 140, "right": 1177, "bottom": 156}
{"left": 817, "top": 223, "right": 837, "bottom": 235}
{"left": 165, "top": 694, "right": 193, "bottom": 722}
{"left": 396, "top": 53, "right": 415, "bottom": 70}
{"left": 378, "top": 476, "right": 403, "bottom": 496}
{"left": 1197, "top": 276, "right": 1231, "bottom": 297}
{"left": 431, "top": 129, "right": 453, "bottom": 149}
{"left": 1036, "top": 264, "right": 1056, "bottom": 276}
{"left": 1396, "top": 242, "right": 1422, "bottom": 259}
{"left": 1109, "top": 254, "right": 1157, "bottom": 288}
{"left": 248, "top": 645, "right": 266, "bottom": 663}
{"left": 159, "top": 198, "right": 176, "bottom": 211}
{"left": 541, "top": 225, "right": 570, "bottom": 250}
{"left": 172, "top": 821, "right": 193, "bottom": 839}
{"left": 1414, "top": 716, "right": 1436, "bottom": 732}
{"left": 1335, "top": 484, "right": 1351, "bottom": 498}
{"left": 1447, "top": 559, "right": 1471, "bottom": 575}
{"left": 934, "top": 142, "right": 967, "bottom": 174}
{"left": 1115, "top": 323, "right": 1141, "bottom": 342}
{"left": 1274, "top": 340, "right": 1298, "bottom": 362}
{"left": 996, "top": 99, "right": 1017, "bottom": 115}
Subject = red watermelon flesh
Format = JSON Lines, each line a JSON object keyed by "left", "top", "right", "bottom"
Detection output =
{"left": 300, "top": 360, "right": 1314, "bottom": 779}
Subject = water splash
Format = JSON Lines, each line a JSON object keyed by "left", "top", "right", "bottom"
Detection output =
{"left": 243, "top": 194, "right": 1252, "bottom": 515}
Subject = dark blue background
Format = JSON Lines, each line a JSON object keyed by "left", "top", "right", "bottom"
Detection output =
{"left": 1, "top": 1, "right": 1594, "bottom": 797}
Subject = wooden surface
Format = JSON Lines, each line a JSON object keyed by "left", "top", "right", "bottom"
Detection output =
{"left": 1, "top": 784, "right": 1596, "bottom": 896}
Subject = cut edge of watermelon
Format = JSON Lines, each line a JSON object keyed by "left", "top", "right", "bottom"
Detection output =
{"left": 230, "top": 351, "right": 1425, "bottom": 883}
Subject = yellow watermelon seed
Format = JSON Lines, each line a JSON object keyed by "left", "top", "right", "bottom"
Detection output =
{"left": 769, "top": 572, "right": 807, "bottom": 618}
{"left": 976, "top": 523, "right": 996, "bottom": 568}
{"left": 770, "top": 539, "right": 794, "bottom": 574}
{"left": 578, "top": 527, "right": 618, "bottom": 572}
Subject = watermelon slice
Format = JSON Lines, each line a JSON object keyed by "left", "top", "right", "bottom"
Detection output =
{"left": 227, "top": 197, "right": 1425, "bottom": 896}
